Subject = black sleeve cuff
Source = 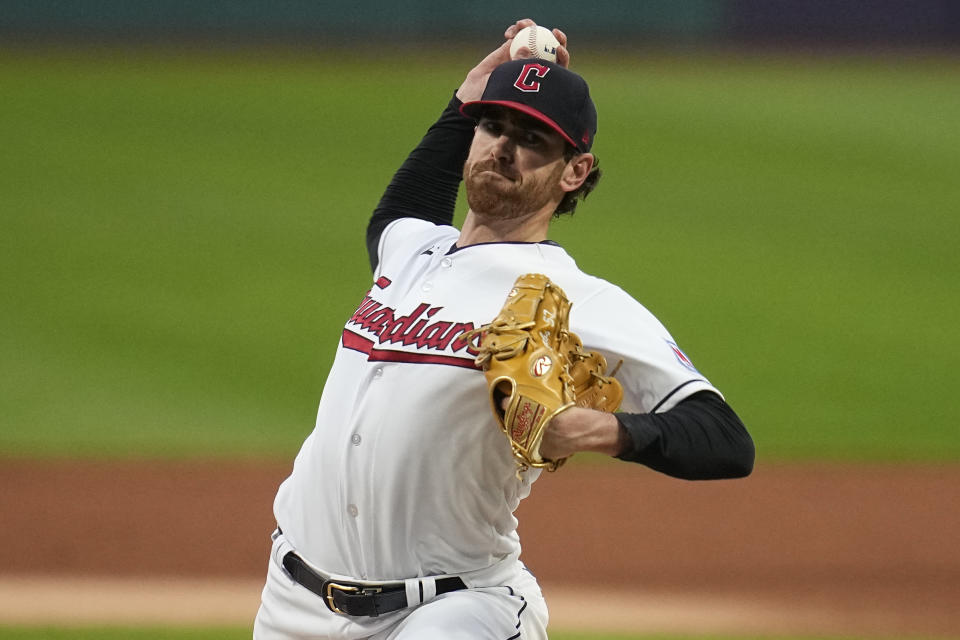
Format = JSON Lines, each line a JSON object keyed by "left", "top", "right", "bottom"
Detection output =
{"left": 614, "top": 391, "right": 755, "bottom": 480}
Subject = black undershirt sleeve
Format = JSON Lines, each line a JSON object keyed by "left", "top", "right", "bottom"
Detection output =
{"left": 367, "top": 94, "right": 474, "bottom": 272}
{"left": 615, "top": 391, "right": 755, "bottom": 480}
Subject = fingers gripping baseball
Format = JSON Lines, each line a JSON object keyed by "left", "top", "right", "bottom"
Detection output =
{"left": 456, "top": 19, "right": 569, "bottom": 103}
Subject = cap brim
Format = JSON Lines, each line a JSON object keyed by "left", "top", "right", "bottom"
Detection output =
{"left": 460, "top": 100, "right": 579, "bottom": 150}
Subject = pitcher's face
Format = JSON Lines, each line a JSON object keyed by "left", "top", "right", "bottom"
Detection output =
{"left": 463, "top": 106, "right": 569, "bottom": 221}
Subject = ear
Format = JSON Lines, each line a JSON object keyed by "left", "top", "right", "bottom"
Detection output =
{"left": 559, "top": 153, "right": 594, "bottom": 193}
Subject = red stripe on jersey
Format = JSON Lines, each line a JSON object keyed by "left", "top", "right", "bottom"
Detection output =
{"left": 342, "top": 329, "right": 374, "bottom": 354}
{"left": 369, "top": 347, "right": 479, "bottom": 370}
{"left": 342, "top": 329, "right": 478, "bottom": 369}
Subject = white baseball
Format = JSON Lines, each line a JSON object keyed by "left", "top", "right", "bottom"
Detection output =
{"left": 509, "top": 25, "right": 559, "bottom": 63}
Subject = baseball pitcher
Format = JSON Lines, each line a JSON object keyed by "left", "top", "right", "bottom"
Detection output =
{"left": 253, "top": 19, "right": 755, "bottom": 640}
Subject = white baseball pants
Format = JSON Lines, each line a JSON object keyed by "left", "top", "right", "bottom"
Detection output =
{"left": 253, "top": 532, "right": 548, "bottom": 639}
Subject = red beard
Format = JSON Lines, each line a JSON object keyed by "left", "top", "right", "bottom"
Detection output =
{"left": 464, "top": 159, "right": 561, "bottom": 220}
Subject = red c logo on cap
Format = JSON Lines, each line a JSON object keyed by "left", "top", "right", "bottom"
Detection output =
{"left": 514, "top": 63, "right": 550, "bottom": 93}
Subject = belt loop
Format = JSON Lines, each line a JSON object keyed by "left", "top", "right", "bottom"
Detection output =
{"left": 272, "top": 535, "right": 296, "bottom": 585}
{"left": 420, "top": 577, "right": 437, "bottom": 602}
{"left": 404, "top": 578, "right": 421, "bottom": 606}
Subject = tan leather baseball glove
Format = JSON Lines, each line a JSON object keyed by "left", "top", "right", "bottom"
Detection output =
{"left": 468, "top": 273, "right": 623, "bottom": 472}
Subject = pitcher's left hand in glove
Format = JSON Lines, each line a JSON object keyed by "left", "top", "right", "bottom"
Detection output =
{"left": 468, "top": 273, "right": 623, "bottom": 472}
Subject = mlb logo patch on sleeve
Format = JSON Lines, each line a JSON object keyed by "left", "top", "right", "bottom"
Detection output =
{"left": 666, "top": 340, "right": 699, "bottom": 373}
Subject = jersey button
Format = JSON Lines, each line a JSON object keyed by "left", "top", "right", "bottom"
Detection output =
{"left": 440, "top": 257, "right": 452, "bottom": 268}
{"left": 347, "top": 504, "right": 359, "bottom": 518}
{"left": 421, "top": 282, "right": 433, "bottom": 292}
{"left": 351, "top": 433, "right": 362, "bottom": 446}
{"left": 373, "top": 368, "right": 383, "bottom": 378}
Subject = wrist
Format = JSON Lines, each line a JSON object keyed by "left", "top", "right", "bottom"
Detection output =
{"left": 456, "top": 73, "right": 485, "bottom": 103}
{"left": 587, "top": 410, "right": 629, "bottom": 457}
{"left": 556, "top": 407, "right": 627, "bottom": 457}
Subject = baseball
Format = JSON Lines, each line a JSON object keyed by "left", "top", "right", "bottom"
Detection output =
{"left": 509, "top": 25, "right": 559, "bottom": 63}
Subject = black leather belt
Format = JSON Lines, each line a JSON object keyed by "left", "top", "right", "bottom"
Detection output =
{"left": 281, "top": 551, "right": 467, "bottom": 617}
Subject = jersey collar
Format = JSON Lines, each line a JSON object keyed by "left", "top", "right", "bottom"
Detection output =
{"left": 446, "top": 240, "right": 561, "bottom": 255}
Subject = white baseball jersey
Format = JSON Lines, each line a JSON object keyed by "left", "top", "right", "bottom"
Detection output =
{"left": 272, "top": 217, "right": 719, "bottom": 586}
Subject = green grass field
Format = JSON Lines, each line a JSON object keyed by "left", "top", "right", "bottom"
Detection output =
{"left": 2, "top": 49, "right": 958, "bottom": 462}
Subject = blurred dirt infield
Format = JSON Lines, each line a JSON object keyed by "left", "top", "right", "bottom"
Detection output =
{"left": 2, "top": 459, "right": 959, "bottom": 637}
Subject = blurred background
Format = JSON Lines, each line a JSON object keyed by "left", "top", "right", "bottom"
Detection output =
{"left": 1, "top": 2, "right": 959, "bottom": 639}
{"left": 2, "top": 0, "right": 960, "bottom": 47}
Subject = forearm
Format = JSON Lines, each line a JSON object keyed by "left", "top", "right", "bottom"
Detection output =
{"left": 615, "top": 391, "right": 755, "bottom": 480}
{"left": 366, "top": 95, "right": 475, "bottom": 271}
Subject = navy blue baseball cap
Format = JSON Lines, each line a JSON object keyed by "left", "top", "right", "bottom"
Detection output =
{"left": 460, "top": 58, "right": 597, "bottom": 153}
